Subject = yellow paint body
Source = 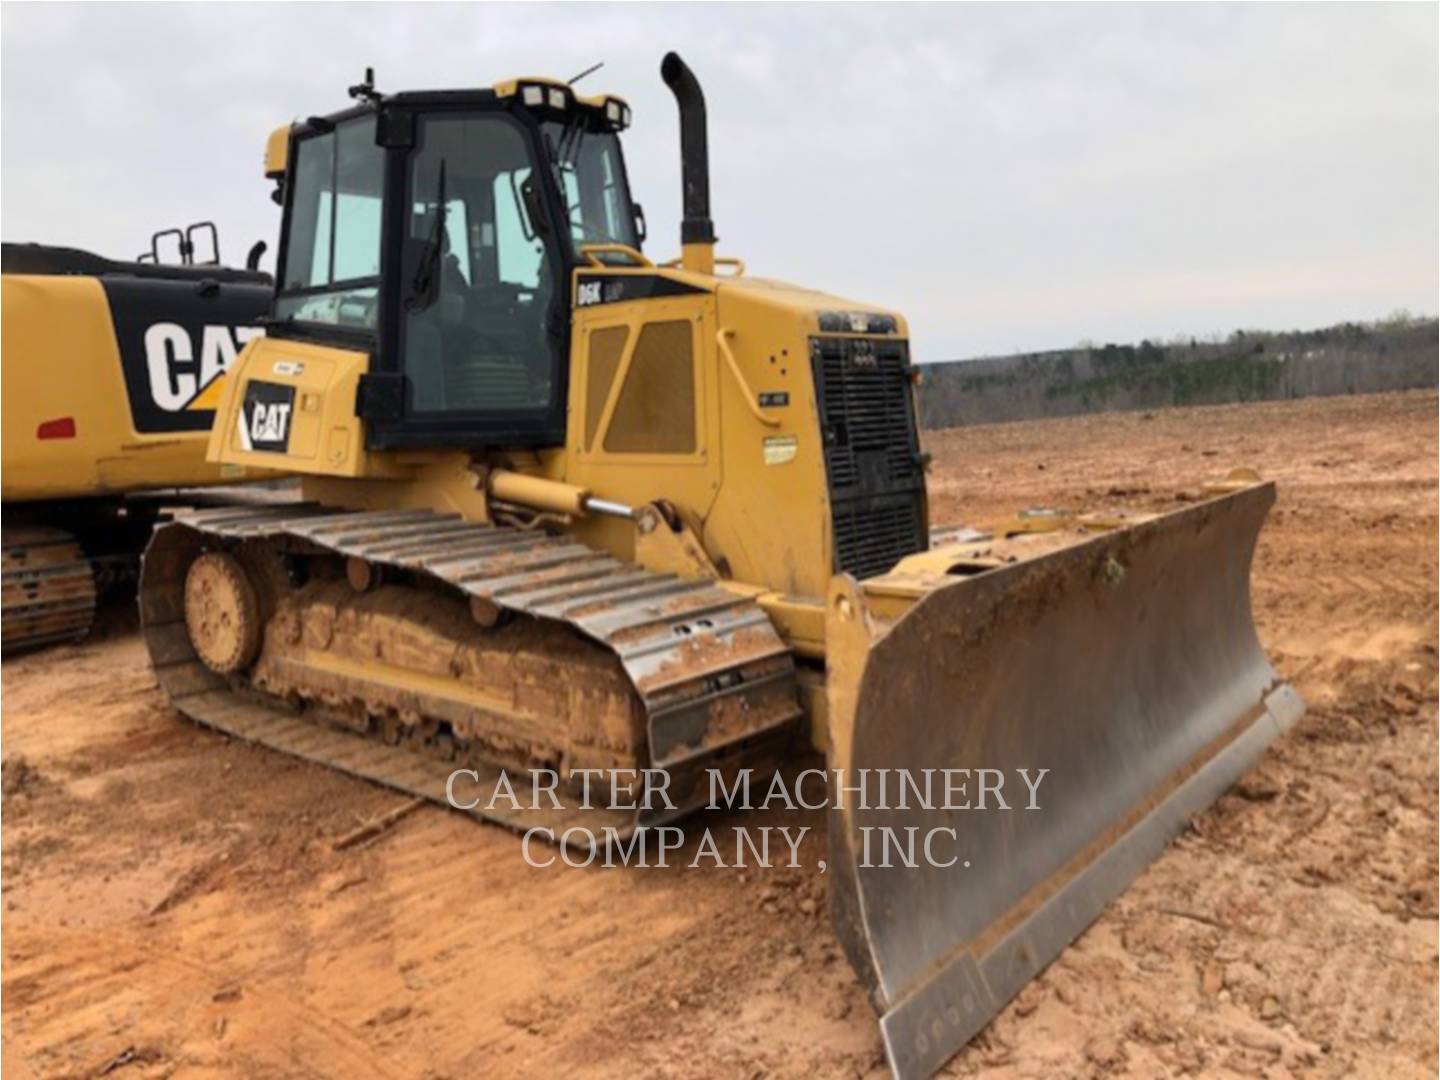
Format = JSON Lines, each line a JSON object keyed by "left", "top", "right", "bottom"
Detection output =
{"left": 205, "top": 79, "right": 966, "bottom": 753}
{"left": 212, "top": 265, "right": 911, "bottom": 613}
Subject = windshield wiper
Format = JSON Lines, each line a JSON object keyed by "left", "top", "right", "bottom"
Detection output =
{"left": 406, "top": 158, "right": 448, "bottom": 313}
{"left": 545, "top": 115, "right": 586, "bottom": 171}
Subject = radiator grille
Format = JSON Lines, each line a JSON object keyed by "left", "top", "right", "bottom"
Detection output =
{"left": 810, "top": 336, "right": 927, "bottom": 580}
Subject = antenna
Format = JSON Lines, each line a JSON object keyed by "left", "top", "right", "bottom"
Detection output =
{"left": 348, "top": 66, "right": 381, "bottom": 104}
{"left": 568, "top": 61, "right": 605, "bottom": 86}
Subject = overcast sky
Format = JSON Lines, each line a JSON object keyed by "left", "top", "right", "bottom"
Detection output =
{"left": 2, "top": 3, "right": 1435, "bottom": 359}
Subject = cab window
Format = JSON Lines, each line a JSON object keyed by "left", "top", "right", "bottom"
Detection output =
{"left": 275, "top": 118, "right": 384, "bottom": 331}
{"left": 542, "top": 120, "right": 637, "bottom": 256}
{"left": 400, "top": 114, "right": 557, "bottom": 418}
{"left": 493, "top": 168, "right": 543, "bottom": 289}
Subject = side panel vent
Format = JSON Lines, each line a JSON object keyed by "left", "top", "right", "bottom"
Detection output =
{"left": 585, "top": 325, "right": 629, "bottom": 451}
{"left": 810, "top": 336, "right": 926, "bottom": 580}
{"left": 604, "top": 320, "right": 696, "bottom": 454}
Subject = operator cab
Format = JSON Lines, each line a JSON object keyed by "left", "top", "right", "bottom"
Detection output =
{"left": 269, "top": 78, "right": 641, "bottom": 447}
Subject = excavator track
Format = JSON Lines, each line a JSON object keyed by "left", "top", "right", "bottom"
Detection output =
{"left": 2, "top": 526, "right": 98, "bottom": 653}
{"left": 140, "top": 505, "right": 803, "bottom": 839}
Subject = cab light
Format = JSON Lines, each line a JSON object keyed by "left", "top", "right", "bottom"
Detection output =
{"left": 37, "top": 417, "right": 76, "bottom": 440}
{"left": 606, "top": 101, "right": 621, "bottom": 123}
{"left": 522, "top": 86, "right": 544, "bottom": 106}
{"left": 548, "top": 88, "right": 566, "bottom": 109}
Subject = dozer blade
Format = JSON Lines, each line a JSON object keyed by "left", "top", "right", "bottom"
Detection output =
{"left": 825, "top": 481, "right": 1303, "bottom": 1079}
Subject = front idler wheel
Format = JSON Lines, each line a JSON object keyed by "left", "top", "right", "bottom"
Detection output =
{"left": 184, "top": 551, "right": 262, "bottom": 674}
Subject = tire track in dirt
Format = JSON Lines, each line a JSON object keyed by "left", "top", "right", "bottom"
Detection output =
{"left": 3, "top": 923, "right": 408, "bottom": 1079}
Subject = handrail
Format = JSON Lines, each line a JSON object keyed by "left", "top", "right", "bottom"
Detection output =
{"left": 661, "top": 255, "right": 745, "bottom": 277}
{"left": 717, "top": 329, "right": 780, "bottom": 428}
{"left": 578, "top": 243, "right": 654, "bottom": 268}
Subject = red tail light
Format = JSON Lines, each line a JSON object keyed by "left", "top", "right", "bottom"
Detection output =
{"left": 36, "top": 417, "right": 77, "bottom": 440}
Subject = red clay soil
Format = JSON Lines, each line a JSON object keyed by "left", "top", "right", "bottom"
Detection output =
{"left": 2, "top": 390, "right": 1435, "bottom": 1079}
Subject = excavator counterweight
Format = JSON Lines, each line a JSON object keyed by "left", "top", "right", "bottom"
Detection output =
{"left": 2, "top": 233, "right": 274, "bottom": 651}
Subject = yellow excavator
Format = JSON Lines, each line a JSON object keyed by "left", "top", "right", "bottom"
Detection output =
{"left": 2, "top": 227, "right": 273, "bottom": 651}
{"left": 140, "top": 56, "right": 1302, "bottom": 1077}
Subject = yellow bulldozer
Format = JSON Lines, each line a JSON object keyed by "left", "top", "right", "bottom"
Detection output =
{"left": 2, "top": 227, "right": 274, "bottom": 651}
{"left": 140, "top": 55, "right": 1302, "bottom": 1077}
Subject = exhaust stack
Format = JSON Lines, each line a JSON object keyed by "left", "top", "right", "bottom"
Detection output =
{"left": 660, "top": 52, "right": 716, "bottom": 275}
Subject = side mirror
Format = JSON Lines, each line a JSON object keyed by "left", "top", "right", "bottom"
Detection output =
{"left": 633, "top": 202, "right": 647, "bottom": 244}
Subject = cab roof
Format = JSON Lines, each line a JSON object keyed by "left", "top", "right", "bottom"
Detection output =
{"left": 264, "top": 78, "right": 631, "bottom": 180}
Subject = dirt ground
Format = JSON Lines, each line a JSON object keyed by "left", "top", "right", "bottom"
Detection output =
{"left": 2, "top": 389, "right": 1435, "bottom": 1079}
